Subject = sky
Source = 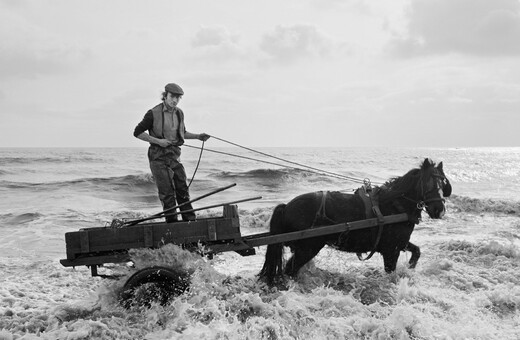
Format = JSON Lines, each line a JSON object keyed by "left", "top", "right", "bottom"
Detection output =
{"left": 0, "top": 0, "right": 519, "bottom": 148}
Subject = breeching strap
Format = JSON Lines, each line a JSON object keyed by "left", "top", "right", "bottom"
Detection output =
{"left": 312, "top": 191, "right": 336, "bottom": 226}
{"left": 356, "top": 190, "right": 385, "bottom": 261}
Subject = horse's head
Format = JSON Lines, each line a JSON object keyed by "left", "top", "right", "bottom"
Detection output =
{"left": 418, "top": 158, "right": 451, "bottom": 219}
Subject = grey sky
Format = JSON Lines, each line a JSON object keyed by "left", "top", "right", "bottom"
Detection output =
{"left": 0, "top": 0, "right": 519, "bottom": 147}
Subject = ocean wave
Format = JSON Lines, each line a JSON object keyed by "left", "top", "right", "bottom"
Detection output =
{"left": 439, "top": 240, "right": 519, "bottom": 259}
{"left": 80, "top": 173, "right": 156, "bottom": 189}
{"left": 0, "top": 169, "right": 11, "bottom": 176}
{"left": 213, "top": 168, "right": 307, "bottom": 180}
{"left": 0, "top": 173, "right": 156, "bottom": 191}
{"left": 0, "top": 212, "right": 43, "bottom": 225}
{"left": 209, "top": 167, "right": 355, "bottom": 186}
{"left": 0, "top": 155, "right": 105, "bottom": 165}
{"left": 420, "top": 240, "right": 520, "bottom": 317}
{"left": 447, "top": 195, "right": 519, "bottom": 215}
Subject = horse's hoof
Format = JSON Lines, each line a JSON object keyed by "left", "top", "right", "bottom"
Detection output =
{"left": 273, "top": 279, "right": 289, "bottom": 290}
{"left": 260, "top": 275, "right": 289, "bottom": 290}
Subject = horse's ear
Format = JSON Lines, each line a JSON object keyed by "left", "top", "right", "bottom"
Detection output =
{"left": 422, "top": 158, "right": 434, "bottom": 169}
{"left": 437, "top": 162, "right": 444, "bottom": 171}
{"left": 443, "top": 179, "right": 452, "bottom": 197}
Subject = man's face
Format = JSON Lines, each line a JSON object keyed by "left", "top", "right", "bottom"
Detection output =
{"left": 165, "top": 92, "right": 182, "bottom": 107}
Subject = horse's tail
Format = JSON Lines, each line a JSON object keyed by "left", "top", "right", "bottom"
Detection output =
{"left": 259, "top": 203, "right": 287, "bottom": 284}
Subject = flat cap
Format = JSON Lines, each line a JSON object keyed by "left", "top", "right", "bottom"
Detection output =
{"left": 165, "top": 83, "right": 184, "bottom": 95}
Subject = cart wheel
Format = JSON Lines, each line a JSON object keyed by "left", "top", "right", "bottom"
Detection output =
{"left": 120, "top": 266, "right": 190, "bottom": 308}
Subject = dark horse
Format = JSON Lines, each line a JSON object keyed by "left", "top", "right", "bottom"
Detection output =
{"left": 259, "top": 158, "right": 452, "bottom": 284}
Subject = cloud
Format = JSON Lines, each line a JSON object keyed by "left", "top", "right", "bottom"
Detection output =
{"left": 0, "top": 0, "right": 26, "bottom": 8}
{"left": 192, "top": 26, "right": 240, "bottom": 48}
{"left": 308, "top": 0, "right": 371, "bottom": 13}
{"left": 189, "top": 24, "right": 351, "bottom": 67}
{"left": 0, "top": 9, "right": 91, "bottom": 79}
{"left": 0, "top": 44, "right": 91, "bottom": 79}
{"left": 259, "top": 24, "right": 337, "bottom": 64}
{"left": 388, "top": 0, "right": 520, "bottom": 57}
{"left": 189, "top": 26, "right": 246, "bottom": 62}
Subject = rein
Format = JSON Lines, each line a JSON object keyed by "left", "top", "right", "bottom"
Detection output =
{"left": 187, "top": 140, "right": 205, "bottom": 188}
{"left": 184, "top": 136, "right": 379, "bottom": 186}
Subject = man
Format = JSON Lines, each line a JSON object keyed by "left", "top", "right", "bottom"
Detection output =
{"left": 134, "top": 83, "right": 210, "bottom": 222}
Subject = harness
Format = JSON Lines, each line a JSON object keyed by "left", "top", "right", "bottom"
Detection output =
{"left": 400, "top": 172, "right": 447, "bottom": 212}
{"left": 354, "top": 184, "right": 385, "bottom": 261}
{"left": 312, "top": 187, "right": 384, "bottom": 262}
{"left": 312, "top": 191, "right": 336, "bottom": 226}
{"left": 310, "top": 170, "right": 447, "bottom": 261}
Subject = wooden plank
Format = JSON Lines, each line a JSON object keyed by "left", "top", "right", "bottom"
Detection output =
{"left": 207, "top": 220, "right": 217, "bottom": 241}
{"left": 144, "top": 225, "right": 153, "bottom": 247}
{"left": 79, "top": 231, "right": 89, "bottom": 253}
{"left": 66, "top": 232, "right": 79, "bottom": 259}
{"left": 60, "top": 253, "right": 131, "bottom": 267}
{"left": 64, "top": 216, "right": 241, "bottom": 259}
{"left": 207, "top": 241, "right": 250, "bottom": 254}
{"left": 223, "top": 204, "right": 239, "bottom": 218}
{"left": 243, "top": 213, "right": 409, "bottom": 248}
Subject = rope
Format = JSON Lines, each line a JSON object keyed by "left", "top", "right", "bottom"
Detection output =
{"left": 183, "top": 135, "right": 382, "bottom": 187}
{"left": 183, "top": 144, "right": 365, "bottom": 183}
{"left": 212, "top": 136, "right": 367, "bottom": 183}
{"left": 187, "top": 140, "right": 204, "bottom": 188}
{"left": 188, "top": 135, "right": 379, "bottom": 185}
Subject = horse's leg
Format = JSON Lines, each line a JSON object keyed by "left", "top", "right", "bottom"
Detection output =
{"left": 382, "top": 249, "right": 400, "bottom": 273}
{"left": 284, "top": 239, "right": 325, "bottom": 278}
{"left": 404, "top": 242, "right": 421, "bottom": 269}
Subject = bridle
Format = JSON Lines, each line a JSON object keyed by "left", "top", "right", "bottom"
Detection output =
{"left": 402, "top": 170, "right": 447, "bottom": 211}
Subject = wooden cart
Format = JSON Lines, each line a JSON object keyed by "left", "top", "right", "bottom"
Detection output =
{"left": 61, "top": 204, "right": 409, "bottom": 273}
{"left": 60, "top": 202, "right": 408, "bottom": 305}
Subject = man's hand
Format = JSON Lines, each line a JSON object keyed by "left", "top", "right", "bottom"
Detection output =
{"left": 198, "top": 133, "right": 211, "bottom": 141}
{"left": 136, "top": 133, "right": 172, "bottom": 147}
{"left": 156, "top": 139, "right": 172, "bottom": 147}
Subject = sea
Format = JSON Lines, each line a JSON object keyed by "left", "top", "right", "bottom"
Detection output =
{"left": 0, "top": 145, "right": 519, "bottom": 340}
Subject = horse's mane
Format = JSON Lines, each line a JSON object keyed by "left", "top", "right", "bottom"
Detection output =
{"left": 379, "top": 167, "right": 424, "bottom": 203}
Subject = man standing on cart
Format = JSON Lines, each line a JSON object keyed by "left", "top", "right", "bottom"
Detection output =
{"left": 134, "top": 83, "right": 210, "bottom": 222}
